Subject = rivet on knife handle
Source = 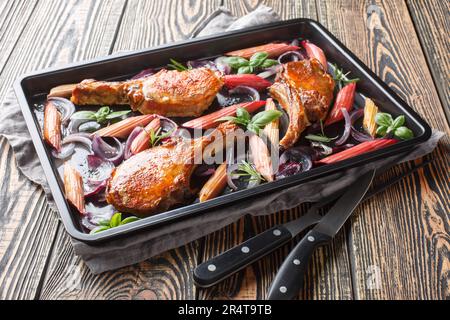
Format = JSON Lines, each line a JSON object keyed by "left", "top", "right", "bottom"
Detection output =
{"left": 266, "top": 229, "right": 331, "bottom": 300}
{"left": 193, "top": 226, "right": 292, "bottom": 288}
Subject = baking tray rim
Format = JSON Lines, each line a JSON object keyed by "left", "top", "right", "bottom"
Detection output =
{"left": 13, "top": 18, "right": 432, "bottom": 243}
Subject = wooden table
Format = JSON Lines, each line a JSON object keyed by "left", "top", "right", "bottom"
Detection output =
{"left": 0, "top": 0, "right": 448, "bottom": 300}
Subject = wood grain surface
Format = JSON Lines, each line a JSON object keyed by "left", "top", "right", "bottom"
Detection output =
{"left": 0, "top": 0, "right": 127, "bottom": 299}
{"left": 407, "top": 0, "right": 450, "bottom": 122}
{"left": 316, "top": 0, "right": 449, "bottom": 299}
{"left": 0, "top": 0, "right": 448, "bottom": 300}
{"left": 40, "top": 0, "right": 221, "bottom": 300}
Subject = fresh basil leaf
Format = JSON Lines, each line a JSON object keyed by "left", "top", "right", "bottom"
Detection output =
{"left": 106, "top": 110, "right": 131, "bottom": 119}
{"left": 250, "top": 52, "right": 269, "bottom": 62}
{"left": 236, "top": 107, "right": 250, "bottom": 121}
{"left": 394, "top": 126, "right": 413, "bottom": 140}
{"left": 260, "top": 59, "right": 278, "bottom": 68}
{"left": 305, "top": 134, "right": 334, "bottom": 143}
{"left": 109, "top": 212, "right": 122, "bottom": 228}
{"left": 237, "top": 65, "right": 254, "bottom": 74}
{"left": 251, "top": 110, "right": 282, "bottom": 128}
{"left": 120, "top": 216, "right": 140, "bottom": 225}
{"left": 216, "top": 116, "right": 239, "bottom": 122}
{"left": 249, "top": 59, "right": 264, "bottom": 67}
{"left": 376, "top": 125, "right": 388, "bottom": 137}
{"left": 71, "top": 111, "right": 96, "bottom": 120}
{"left": 391, "top": 115, "right": 405, "bottom": 129}
{"left": 247, "top": 123, "right": 260, "bottom": 135}
{"left": 95, "top": 106, "right": 111, "bottom": 123}
{"left": 375, "top": 112, "right": 393, "bottom": 127}
{"left": 224, "top": 56, "right": 249, "bottom": 69}
{"left": 90, "top": 226, "right": 110, "bottom": 234}
{"left": 97, "top": 219, "right": 111, "bottom": 227}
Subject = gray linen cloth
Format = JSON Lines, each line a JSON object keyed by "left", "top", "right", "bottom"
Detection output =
{"left": 0, "top": 5, "right": 443, "bottom": 274}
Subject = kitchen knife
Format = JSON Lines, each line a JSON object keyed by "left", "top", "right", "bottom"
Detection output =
{"left": 193, "top": 192, "right": 341, "bottom": 287}
{"left": 266, "top": 169, "right": 376, "bottom": 300}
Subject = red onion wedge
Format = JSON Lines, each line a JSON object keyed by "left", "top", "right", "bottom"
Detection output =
{"left": 217, "top": 85, "right": 260, "bottom": 107}
{"left": 351, "top": 128, "right": 373, "bottom": 142}
{"left": 92, "top": 135, "right": 124, "bottom": 165}
{"left": 47, "top": 97, "right": 75, "bottom": 124}
{"left": 214, "top": 56, "right": 232, "bottom": 74}
{"left": 62, "top": 132, "right": 92, "bottom": 152}
{"left": 278, "top": 50, "right": 304, "bottom": 64}
{"left": 131, "top": 68, "right": 155, "bottom": 80}
{"left": 84, "top": 179, "right": 107, "bottom": 198}
{"left": 257, "top": 64, "right": 282, "bottom": 79}
{"left": 335, "top": 108, "right": 352, "bottom": 146}
{"left": 51, "top": 143, "right": 75, "bottom": 160}
{"left": 124, "top": 126, "right": 144, "bottom": 159}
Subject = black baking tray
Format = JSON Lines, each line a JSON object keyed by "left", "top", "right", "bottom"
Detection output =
{"left": 14, "top": 18, "right": 431, "bottom": 243}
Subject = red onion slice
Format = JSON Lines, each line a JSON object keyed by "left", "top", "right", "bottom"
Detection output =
{"left": 217, "top": 86, "right": 260, "bottom": 107}
{"left": 351, "top": 128, "right": 373, "bottom": 142}
{"left": 131, "top": 68, "right": 155, "bottom": 80}
{"left": 48, "top": 97, "right": 75, "bottom": 124}
{"left": 124, "top": 126, "right": 144, "bottom": 159}
{"left": 51, "top": 142, "right": 75, "bottom": 159}
{"left": 62, "top": 133, "right": 92, "bottom": 152}
{"left": 214, "top": 56, "right": 232, "bottom": 75}
{"left": 67, "top": 118, "right": 91, "bottom": 134}
{"left": 92, "top": 135, "right": 124, "bottom": 165}
{"left": 278, "top": 50, "right": 304, "bottom": 64}
{"left": 335, "top": 108, "right": 352, "bottom": 146}
{"left": 84, "top": 179, "right": 107, "bottom": 198}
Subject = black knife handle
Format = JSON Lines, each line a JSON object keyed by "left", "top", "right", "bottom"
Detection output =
{"left": 267, "top": 229, "right": 331, "bottom": 300}
{"left": 194, "top": 226, "right": 292, "bottom": 287}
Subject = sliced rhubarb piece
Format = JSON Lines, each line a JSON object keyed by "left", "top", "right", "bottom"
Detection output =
{"left": 317, "top": 139, "right": 397, "bottom": 165}
{"left": 182, "top": 101, "right": 266, "bottom": 130}
{"left": 64, "top": 162, "right": 85, "bottom": 214}
{"left": 325, "top": 82, "right": 357, "bottom": 126}
{"left": 199, "top": 163, "right": 228, "bottom": 202}
{"left": 224, "top": 74, "right": 272, "bottom": 91}
{"left": 92, "top": 114, "right": 157, "bottom": 139}
{"left": 302, "top": 40, "right": 328, "bottom": 71}
{"left": 43, "top": 101, "right": 62, "bottom": 151}
{"left": 130, "top": 118, "right": 161, "bottom": 154}
{"left": 226, "top": 43, "right": 300, "bottom": 59}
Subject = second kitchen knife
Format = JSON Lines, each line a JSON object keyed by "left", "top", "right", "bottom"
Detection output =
{"left": 267, "top": 169, "right": 376, "bottom": 300}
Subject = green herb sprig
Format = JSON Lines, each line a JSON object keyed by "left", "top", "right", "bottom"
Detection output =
{"left": 90, "top": 212, "right": 140, "bottom": 234}
{"left": 375, "top": 113, "right": 414, "bottom": 140}
{"left": 332, "top": 63, "right": 360, "bottom": 90}
{"left": 305, "top": 119, "right": 338, "bottom": 143}
{"left": 71, "top": 106, "right": 131, "bottom": 124}
{"left": 217, "top": 107, "right": 282, "bottom": 134}
{"left": 234, "top": 160, "right": 265, "bottom": 182}
{"left": 148, "top": 127, "right": 174, "bottom": 146}
{"left": 167, "top": 59, "right": 190, "bottom": 72}
{"left": 225, "top": 52, "right": 278, "bottom": 74}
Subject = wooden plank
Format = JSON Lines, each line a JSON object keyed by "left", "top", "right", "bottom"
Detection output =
{"left": 39, "top": 228, "right": 200, "bottom": 300}
{"left": 39, "top": 0, "right": 221, "bottom": 300}
{"left": 198, "top": 0, "right": 353, "bottom": 300}
{"left": 0, "top": 0, "right": 38, "bottom": 75}
{"left": 0, "top": 137, "right": 58, "bottom": 300}
{"left": 316, "top": 0, "right": 450, "bottom": 300}
{"left": 0, "top": 0, "right": 127, "bottom": 299}
{"left": 407, "top": 0, "right": 450, "bottom": 123}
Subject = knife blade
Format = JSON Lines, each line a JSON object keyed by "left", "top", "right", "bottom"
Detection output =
{"left": 192, "top": 192, "right": 341, "bottom": 288}
{"left": 267, "top": 169, "right": 376, "bottom": 300}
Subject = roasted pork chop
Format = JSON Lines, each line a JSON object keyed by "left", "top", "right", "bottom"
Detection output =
{"left": 106, "top": 122, "right": 239, "bottom": 216}
{"left": 269, "top": 59, "right": 335, "bottom": 149}
{"left": 71, "top": 67, "right": 224, "bottom": 117}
